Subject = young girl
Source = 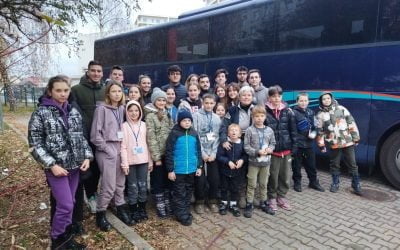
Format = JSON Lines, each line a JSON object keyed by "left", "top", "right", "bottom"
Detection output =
{"left": 226, "top": 82, "right": 240, "bottom": 109}
{"left": 214, "top": 85, "right": 227, "bottom": 105}
{"left": 185, "top": 73, "right": 199, "bottom": 89}
{"left": 28, "top": 75, "right": 92, "bottom": 249}
{"left": 214, "top": 102, "right": 226, "bottom": 120}
{"left": 166, "top": 86, "right": 178, "bottom": 123}
{"left": 91, "top": 81, "right": 134, "bottom": 231}
{"left": 145, "top": 88, "right": 174, "bottom": 218}
{"left": 179, "top": 82, "right": 202, "bottom": 113}
{"left": 121, "top": 100, "right": 152, "bottom": 223}
{"left": 128, "top": 84, "right": 145, "bottom": 107}
{"left": 138, "top": 75, "right": 153, "bottom": 105}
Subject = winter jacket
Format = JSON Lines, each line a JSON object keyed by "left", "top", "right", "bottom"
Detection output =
{"left": 143, "top": 89, "right": 153, "bottom": 105}
{"left": 145, "top": 105, "right": 174, "bottom": 162}
{"left": 178, "top": 97, "right": 202, "bottom": 113}
{"left": 90, "top": 103, "right": 125, "bottom": 155}
{"left": 265, "top": 102, "right": 298, "bottom": 154}
{"left": 192, "top": 109, "right": 221, "bottom": 159}
{"left": 28, "top": 101, "right": 93, "bottom": 170}
{"left": 121, "top": 100, "right": 151, "bottom": 167}
{"left": 165, "top": 124, "right": 202, "bottom": 174}
{"left": 253, "top": 84, "right": 268, "bottom": 106}
{"left": 220, "top": 103, "right": 254, "bottom": 143}
{"left": 244, "top": 125, "right": 276, "bottom": 167}
{"left": 293, "top": 106, "right": 317, "bottom": 149}
{"left": 161, "top": 83, "right": 187, "bottom": 107}
{"left": 71, "top": 75, "right": 105, "bottom": 138}
{"left": 217, "top": 139, "right": 247, "bottom": 177}
{"left": 316, "top": 92, "right": 360, "bottom": 149}
{"left": 166, "top": 105, "right": 178, "bottom": 124}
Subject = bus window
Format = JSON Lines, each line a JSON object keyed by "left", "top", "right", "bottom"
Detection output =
{"left": 276, "top": 0, "right": 378, "bottom": 51}
{"left": 379, "top": 0, "right": 400, "bottom": 41}
{"left": 133, "top": 29, "right": 166, "bottom": 65}
{"left": 210, "top": 2, "right": 275, "bottom": 57}
{"left": 167, "top": 20, "right": 209, "bottom": 61}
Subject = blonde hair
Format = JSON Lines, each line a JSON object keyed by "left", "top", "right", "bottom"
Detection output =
{"left": 105, "top": 80, "right": 125, "bottom": 106}
{"left": 251, "top": 105, "right": 267, "bottom": 117}
{"left": 228, "top": 123, "right": 242, "bottom": 134}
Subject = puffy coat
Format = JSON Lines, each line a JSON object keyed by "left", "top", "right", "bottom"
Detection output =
{"left": 316, "top": 92, "right": 360, "bottom": 149}
{"left": 293, "top": 106, "right": 317, "bottom": 149}
{"left": 265, "top": 102, "right": 298, "bottom": 153}
{"left": 165, "top": 125, "right": 202, "bottom": 174}
{"left": 145, "top": 105, "right": 174, "bottom": 162}
{"left": 28, "top": 104, "right": 93, "bottom": 170}
{"left": 217, "top": 139, "right": 247, "bottom": 177}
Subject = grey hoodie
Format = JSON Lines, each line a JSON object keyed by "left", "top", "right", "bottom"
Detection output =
{"left": 253, "top": 83, "right": 268, "bottom": 105}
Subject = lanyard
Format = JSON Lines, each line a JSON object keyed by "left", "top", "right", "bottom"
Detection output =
{"left": 257, "top": 127, "right": 265, "bottom": 149}
{"left": 128, "top": 122, "right": 141, "bottom": 146}
{"left": 111, "top": 108, "right": 122, "bottom": 129}
{"left": 206, "top": 112, "right": 213, "bottom": 132}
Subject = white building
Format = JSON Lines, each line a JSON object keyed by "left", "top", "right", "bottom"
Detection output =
{"left": 134, "top": 14, "right": 177, "bottom": 28}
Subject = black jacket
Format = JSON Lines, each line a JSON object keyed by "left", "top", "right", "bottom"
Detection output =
{"left": 219, "top": 104, "right": 253, "bottom": 143}
{"left": 217, "top": 140, "right": 247, "bottom": 177}
{"left": 265, "top": 103, "right": 298, "bottom": 153}
{"left": 293, "top": 106, "right": 316, "bottom": 149}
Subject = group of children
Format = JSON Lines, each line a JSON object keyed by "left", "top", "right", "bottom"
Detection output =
{"left": 28, "top": 67, "right": 362, "bottom": 249}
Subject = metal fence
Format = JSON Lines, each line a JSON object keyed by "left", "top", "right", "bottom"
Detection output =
{"left": 1, "top": 85, "right": 45, "bottom": 108}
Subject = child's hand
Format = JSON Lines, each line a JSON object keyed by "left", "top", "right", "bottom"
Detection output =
{"left": 80, "top": 159, "right": 90, "bottom": 171}
{"left": 223, "top": 141, "right": 232, "bottom": 150}
{"left": 155, "top": 160, "right": 162, "bottom": 166}
{"left": 228, "top": 161, "right": 236, "bottom": 169}
{"left": 208, "top": 156, "right": 216, "bottom": 162}
{"left": 51, "top": 165, "right": 68, "bottom": 177}
{"left": 258, "top": 149, "right": 268, "bottom": 156}
{"left": 148, "top": 164, "right": 153, "bottom": 172}
{"left": 202, "top": 156, "right": 209, "bottom": 162}
{"left": 168, "top": 172, "right": 176, "bottom": 181}
{"left": 236, "top": 159, "right": 244, "bottom": 169}
{"left": 266, "top": 148, "right": 273, "bottom": 154}
{"left": 122, "top": 167, "right": 129, "bottom": 175}
{"left": 195, "top": 168, "right": 202, "bottom": 176}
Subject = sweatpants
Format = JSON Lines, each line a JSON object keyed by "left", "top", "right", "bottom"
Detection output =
{"left": 46, "top": 168, "right": 79, "bottom": 239}
{"left": 268, "top": 155, "right": 291, "bottom": 199}
{"left": 220, "top": 174, "right": 240, "bottom": 202}
{"left": 126, "top": 163, "right": 148, "bottom": 205}
{"left": 172, "top": 173, "right": 195, "bottom": 220}
{"left": 292, "top": 148, "right": 318, "bottom": 184}
{"left": 194, "top": 160, "right": 220, "bottom": 201}
{"left": 330, "top": 145, "right": 359, "bottom": 175}
{"left": 247, "top": 165, "right": 270, "bottom": 203}
{"left": 96, "top": 141, "right": 126, "bottom": 211}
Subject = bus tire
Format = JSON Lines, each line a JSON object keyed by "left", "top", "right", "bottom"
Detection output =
{"left": 380, "top": 130, "right": 400, "bottom": 190}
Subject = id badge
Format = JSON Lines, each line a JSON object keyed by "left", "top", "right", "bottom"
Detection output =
{"left": 117, "top": 131, "right": 124, "bottom": 139}
{"left": 206, "top": 132, "right": 216, "bottom": 141}
{"left": 133, "top": 147, "right": 144, "bottom": 155}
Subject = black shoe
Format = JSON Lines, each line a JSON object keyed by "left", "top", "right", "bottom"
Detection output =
{"left": 178, "top": 215, "right": 192, "bottom": 226}
{"left": 260, "top": 201, "right": 275, "bottom": 215}
{"left": 330, "top": 174, "right": 340, "bottom": 193}
{"left": 351, "top": 174, "right": 362, "bottom": 196}
{"left": 293, "top": 182, "right": 302, "bottom": 192}
{"left": 138, "top": 202, "right": 149, "bottom": 221}
{"left": 51, "top": 231, "right": 72, "bottom": 250}
{"left": 117, "top": 205, "right": 135, "bottom": 226}
{"left": 129, "top": 204, "right": 141, "bottom": 223}
{"left": 65, "top": 224, "right": 86, "bottom": 249}
{"left": 243, "top": 203, "right": 253, "bottom": 218}
{"left": 96, "top": 211, "right": 111, "bottom": 232}
{"left": 309, "top": 181, "right": 325, "bottom": 192}
{"left": 219, "top": 202, "right": 228, "bottom": 215}
{"left": 70, "top": 221, "right": 85, "bottom": 236}
{"left": 230, "top": 204, "right": 241, "bottom": 217}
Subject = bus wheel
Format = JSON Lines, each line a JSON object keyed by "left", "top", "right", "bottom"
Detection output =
{"left": 380, "top": 131, "right": 400, "bottom": 190}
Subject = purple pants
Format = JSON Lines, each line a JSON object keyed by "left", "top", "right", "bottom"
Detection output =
{"left": 46, "top": 168, "right": 79, "bottom": 239}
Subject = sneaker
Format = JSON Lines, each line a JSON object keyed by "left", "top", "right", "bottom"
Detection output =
{"left": 309, "top": 182, "right": 325, "bottom": 192}
{"left": 230, "top": 204, "right": 241, "bottom": 217}
{"left": 276, "top": 197, "right": 292, "bottom": 211}
{"left": 208, "top": 201, "right": 219, "bottom": 213}
{"left": 293, "top": 182, "right": 302, "bottom": 192}
{"left": 178, "top": 216, "right": 192, "bottom": 226}
{"left": 194, "top": 203, "right": 205, "bottom": 214}
{"left": 87, "top": 195, "right": 97, "bottom": 214}
{"left": 219, "top": 202, "right": 228, "bottom": 215}
{"left": 243, "top": 203, "right": 253, "bottom": 218}
{"left": 260, "top": 201, "right": 275, "bottom": 215}
{"left": 268, "top": 198, "right": 278, "bottom": 211}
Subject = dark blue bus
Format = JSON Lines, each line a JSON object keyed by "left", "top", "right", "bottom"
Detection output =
{"left": 94, "top": 0, "right": 400, "bottom": 188}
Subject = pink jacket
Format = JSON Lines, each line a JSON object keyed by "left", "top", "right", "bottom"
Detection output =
{"left": 121, "top": 100, "right": 152, "bottom": 167}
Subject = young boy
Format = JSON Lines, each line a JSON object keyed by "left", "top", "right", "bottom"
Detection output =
{"left": 292, "top": 93, "right": 325, "bottom": 192}
{"left": 265, "top": 85, "right": 297, "bottom": 211}
{"left": 316, "top": 92, "right": 362, "bottom": 195}
{"left": 244, "top": 105, "right": 276, "bottom": 218}
{"left": 192, "top": 94, "right": 221, "bottom": 214}
{"left": 165, "top": 110, "right": 202, "bottom": 226}
{"left": 217, "top": 124, "right": 247, "bottom": 217}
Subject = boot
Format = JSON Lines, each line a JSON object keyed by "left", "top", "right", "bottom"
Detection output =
{"left": 330, "top": 174, "right": 340, "bottom": 193}
{"left": 70, "top": 221, "right": 85, "bottom": 236}
{"left": 96, "top": 211, "right": 111, "bottom": 232}
{"left": 116, "top": 205, "right": 135, "bottom": 226}
{"left": 243, "top": 202, "right": 253, "bottom": 218}
{"left": 260, "top": 200, "right": 275, "bottom": 215}
{"left": 309, "top": 180, "right": 325, "bottom": 192}
{"left": 293, "top": 181, "right": 302, "bottom": 192}
{"left": 164, "top": 191, "right": 172, "bottom": 217}
{"left": 65, "top": 224, "right": 86, "bottom": 249}
{"left": 208, "top": 199, "right": 219, "bottom": 213}
{"left": 138, "top": 202, "right": 149, "bottom": 221}
{"left": 154, "top": 193, "right": 167, "bottom": 218}
{"left": 51, "top": 231, "right": 72, "bottom": 250}
{"left": 129, "top": 204, "right": 141, "bottom": 223}
{"left": 351, "top": 174, "right": 362, "bottom": 195}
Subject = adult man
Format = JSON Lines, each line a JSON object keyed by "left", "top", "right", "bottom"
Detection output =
{"left": 248, "top": 69, "right": 268, "bottom": 105}
{"left": 198, "top": 74, "right": 213, "bottom": 97}
{"left": 71, "top": 60, "right": 106, "bottom": 214}
{"left": 161, "top": 65, "right": 187, "bottom": 107}
{"left": 236, "top": 66, "right": 249, "bottom": 88}
{"left": 214, "top": 68, "right": 228, "bottom": 88}
{"left": 108, "top": 65, "right": 124, "bottom": 83}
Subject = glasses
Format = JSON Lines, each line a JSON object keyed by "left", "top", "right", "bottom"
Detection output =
{"left": 170, "top": 72, "right": 181, "bottom": 76}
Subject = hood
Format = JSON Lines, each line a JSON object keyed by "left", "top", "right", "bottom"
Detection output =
{"left": 79, "top": 74, "right": 103, "bottom": 89}
{"left": 126, "top": 100, "right": 143, "bottom": 123}
{"left": 96, "top": 101, "right": 119, "bottom": 110}
{"left": 253, "top": 83, "right": 266, "bottom": 92}
{"left": 318, "top": 91, "right": 337, "bottom": 110}
{"left": 266, "top": 101, "right": 286, "bottom": 111}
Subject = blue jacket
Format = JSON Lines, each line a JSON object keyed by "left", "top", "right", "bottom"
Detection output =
{"left": 165, "top": 124, "right": 202, "bottom": 174}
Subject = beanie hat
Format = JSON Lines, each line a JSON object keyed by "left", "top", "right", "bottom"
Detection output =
{"left": 151, "top": 87, "right": 167, "bottom": 105}
{"left": 177, "top": 109, "right": 193, "bottom": 124}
